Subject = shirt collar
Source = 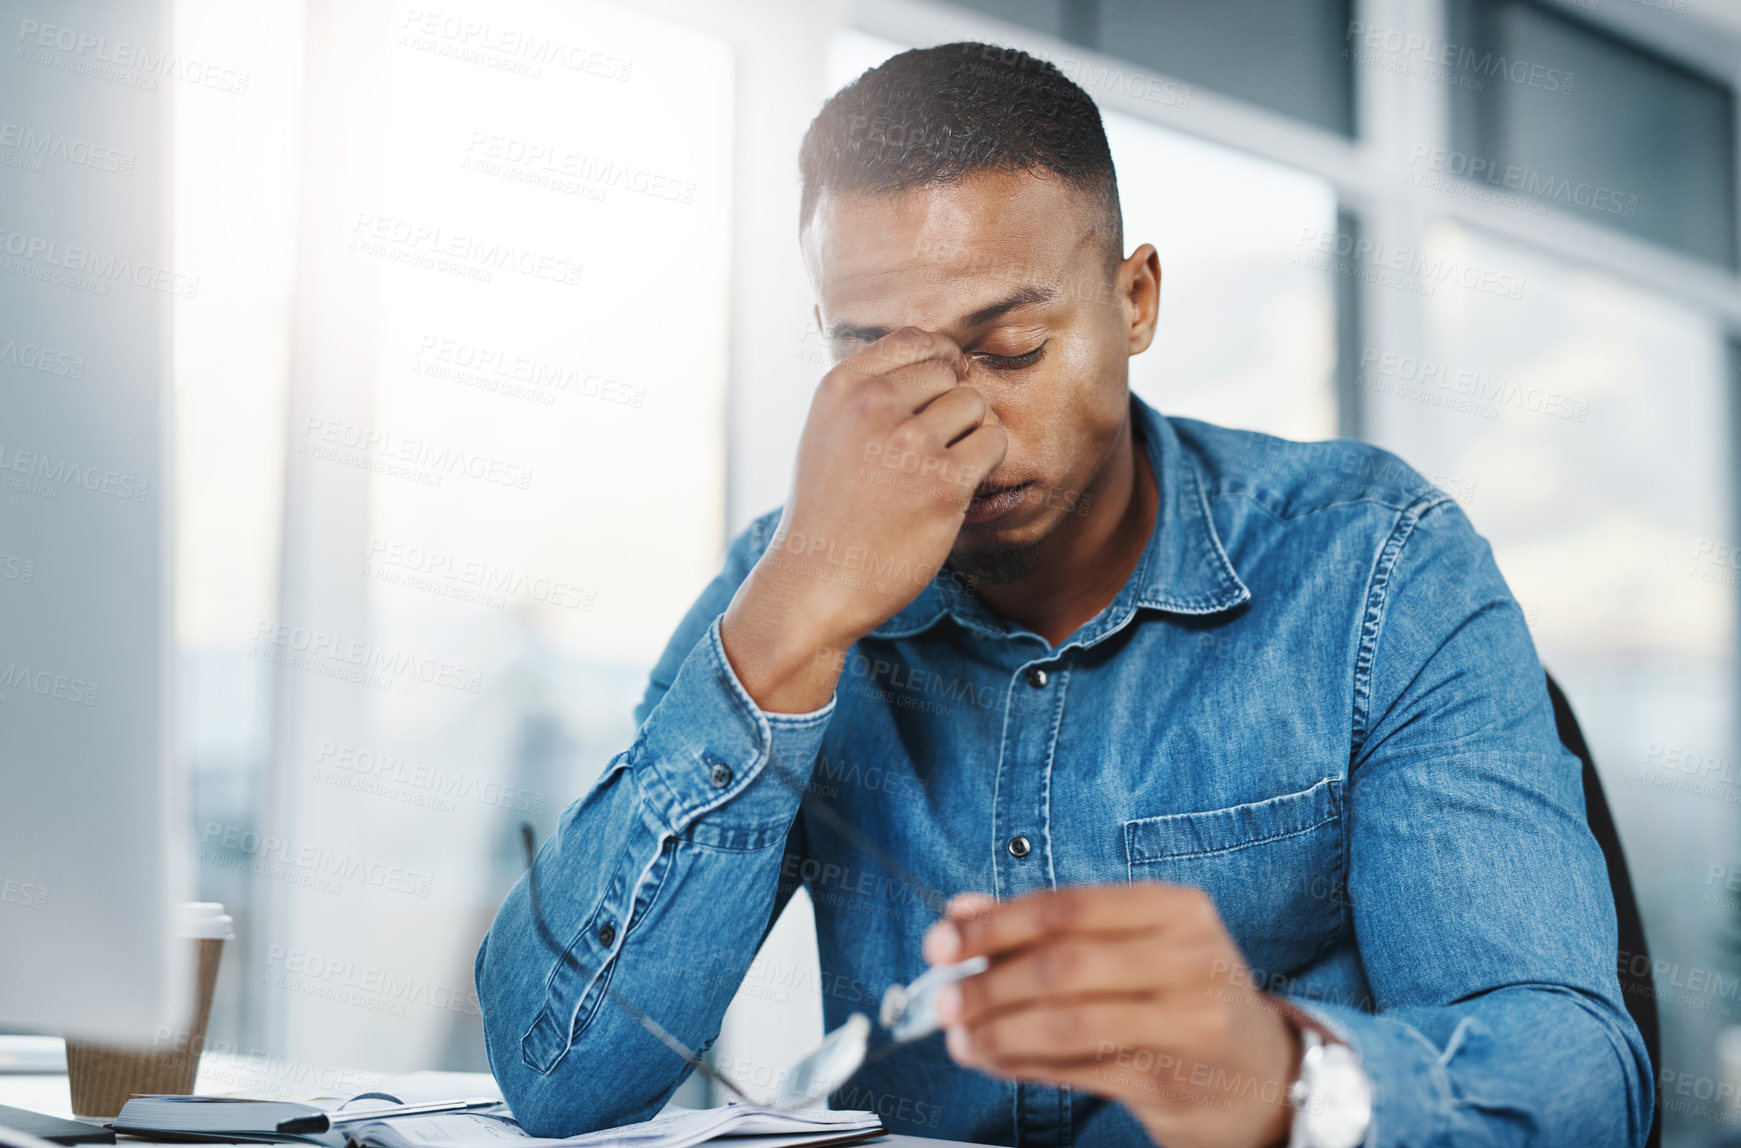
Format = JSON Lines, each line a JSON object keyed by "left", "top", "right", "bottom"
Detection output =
{"left": 869, "top": 395, "right": 1250, "bottom": 646}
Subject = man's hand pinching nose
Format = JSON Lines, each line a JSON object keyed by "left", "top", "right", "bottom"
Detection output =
{"left": 718, "top": 326, "right": 1007, "bottom": 715}
{"left": 921, "top": 884, "right": 1303, "bottom": 1148}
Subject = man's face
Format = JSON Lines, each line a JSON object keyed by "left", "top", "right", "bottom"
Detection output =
{"left": 802, "top": 169, "right": 1157, "bottom": 582}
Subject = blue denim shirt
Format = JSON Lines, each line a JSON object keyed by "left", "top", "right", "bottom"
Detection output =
{"left": 477, "top": 396, "right": 1652, "bottom": 1147}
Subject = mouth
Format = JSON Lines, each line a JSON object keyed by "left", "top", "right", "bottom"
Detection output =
{"left": 963, "top": 480, "right": 1035, "bottom": 526}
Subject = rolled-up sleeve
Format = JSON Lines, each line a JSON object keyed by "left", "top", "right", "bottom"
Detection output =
{"left": 1301, "top": 497, "right": 1652, "bottom": 1147}
{"left": 475, "top": 512, "right": 833, "bottom": 1136}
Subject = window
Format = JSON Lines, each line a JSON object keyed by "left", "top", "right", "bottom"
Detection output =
{"left": 1448, "top": 0, "right": 1738, "bottom": 267}
{"left": 1366, "top": 221, "right": 1735, "bottom": 1140}
{"left": 946, "top": 0, "right": 1356, "bottom": 135}
{"left": 178, "top": 0, "right": 735, "bottom": 1075}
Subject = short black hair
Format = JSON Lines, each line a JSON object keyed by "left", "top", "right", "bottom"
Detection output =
{"left": 798, "top": 42, "right": 1123, "bottom": 270}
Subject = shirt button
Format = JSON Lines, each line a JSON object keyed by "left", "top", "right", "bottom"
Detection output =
{"left": 1007, "top": 835, "right": 1031, "bottom": 858}
{"left": 709, "top": 761, "right": 734, "bottom": 788}
{"left": 1025, "top": 666, "right": 1048, "bottom": 688}
{"left": 597, "top": 922, "right": 616, "bottom": 947}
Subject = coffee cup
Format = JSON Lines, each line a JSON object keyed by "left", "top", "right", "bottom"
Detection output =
{"left": 65, "top": 902, "right": 234, "bottom": 1118}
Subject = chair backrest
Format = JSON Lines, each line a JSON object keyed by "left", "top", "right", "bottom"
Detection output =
{"left": 1544, "top": 671, "right": 1660, "bottom": 1148}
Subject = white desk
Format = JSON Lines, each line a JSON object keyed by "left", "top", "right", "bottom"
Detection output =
{"left": 0, "top": 1062, "right": 977, "bottom": 1148}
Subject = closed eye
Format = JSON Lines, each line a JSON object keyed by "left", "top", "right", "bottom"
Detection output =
{"left": 971, "top": 341, "right": 1048, "bottom": 371}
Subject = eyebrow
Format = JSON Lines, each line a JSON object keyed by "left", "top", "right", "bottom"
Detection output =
{"left": 827, "top": 285, "right": 1059, "bottom": 345}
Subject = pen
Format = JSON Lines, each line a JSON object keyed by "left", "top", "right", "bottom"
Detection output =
{"left": 275, "top": 1098, "right": 503, "bottom": 1135}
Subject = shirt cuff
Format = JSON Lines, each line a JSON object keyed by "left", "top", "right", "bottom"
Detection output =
{"left": 1281, "top": 997, "right": 1447, "bottom": 1148}
{"left": 631, "top": 615, "right": 835, "bottom": 838}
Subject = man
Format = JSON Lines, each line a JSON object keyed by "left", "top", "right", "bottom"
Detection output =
{"left": 476, "top": 43, "right": 1651, "bottom": 1148}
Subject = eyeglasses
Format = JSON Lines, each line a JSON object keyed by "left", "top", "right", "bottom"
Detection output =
{"left": 517, "top": 752, "right": 988, "bottom": 1111}
{"left": 518, "top": 822, "right": 987, "bottom": 1111}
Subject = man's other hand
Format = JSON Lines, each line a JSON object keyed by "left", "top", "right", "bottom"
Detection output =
{"left": 925, "top": 884, "right": 1303, "bottom": 1148}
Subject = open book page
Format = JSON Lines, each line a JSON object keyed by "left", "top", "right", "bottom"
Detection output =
{"left": 347, "top": 1112, "right": 531, "bottom": 1148}
{"left": 347, "top": 1106, "right": 881, "bottom": 1148}
{"left": 553, "top": 1105, "right": 880, "bottom": 1147}
{"left": 371, "top": 1073, "right": 504, "bottom": 1106}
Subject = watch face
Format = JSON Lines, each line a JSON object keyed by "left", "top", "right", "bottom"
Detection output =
{"left": 1299, "top": 1045, "right": 1373, "bottom": 1148}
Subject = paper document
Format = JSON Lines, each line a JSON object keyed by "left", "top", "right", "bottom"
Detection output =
{"left": 115, "top": 1094, "right": 880, "bottom": 1148}
{"left": 547, "top": 1105, "right": 881, "bottom": 1148}
{"left": 350, "top": 1113, "right": 530, "bottom": 1148}
{"left": 348, "top": 1105, "right": 881, "bottom": 1148}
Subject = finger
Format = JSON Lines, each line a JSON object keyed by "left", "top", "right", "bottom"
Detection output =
{"left": 845, "top": 326, "right": 967, "bottom": 381}
{"left": 945, "top": 892, "right": 996, "bottom": 922}
{"left": 926, "top": 883, "right": 1207, "bottom": 964}
{"left": 945, "top": 933, "right": 1199, "bottom": 1026}
{"left": 882, "top": 357, "right": 968, "bottom": 413}
{"left": 949, "top": 997, "right": 1166, "bottom": 1068}
{"left": 908, "top": 386, "right": 988, "bottom": 450}
{"left": 940, "top": 424, "right": 1008, "bottom": 494}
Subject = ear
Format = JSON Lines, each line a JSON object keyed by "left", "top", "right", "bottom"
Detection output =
{"left": 1120, "top": 244, "right": 1161, "bottom": 356}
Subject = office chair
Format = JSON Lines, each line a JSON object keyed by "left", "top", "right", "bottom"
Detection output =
{"left": 1545, "top": 671, "right": 1661, "bottom": 1148}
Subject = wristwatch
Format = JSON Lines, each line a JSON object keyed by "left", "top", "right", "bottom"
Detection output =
{"left": 1279, "top": 1004, "right": 1373, "bottom": 1148}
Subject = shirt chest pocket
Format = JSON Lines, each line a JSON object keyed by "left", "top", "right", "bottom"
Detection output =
{"left": 1123, "top": 778, "right": 1347, "bottom": 979}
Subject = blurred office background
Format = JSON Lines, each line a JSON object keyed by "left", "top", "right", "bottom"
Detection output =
{"left": 7, "top": 0, "right": 1741, "bottom": 1143}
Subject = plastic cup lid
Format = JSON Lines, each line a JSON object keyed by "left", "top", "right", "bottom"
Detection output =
{"left": 177, "top": 901, "right": 235, "bottom": 940}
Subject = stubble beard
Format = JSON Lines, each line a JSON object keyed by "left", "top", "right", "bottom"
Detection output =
{"left": 945, "top": 534, "right": 1045, "bottom": 588}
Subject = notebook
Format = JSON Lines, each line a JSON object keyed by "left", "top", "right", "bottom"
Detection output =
{"left": 0, "top": 1103, "right": 116, "bottom": 1146}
